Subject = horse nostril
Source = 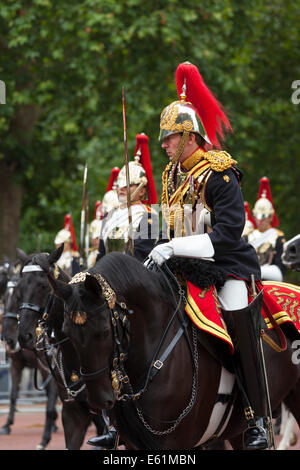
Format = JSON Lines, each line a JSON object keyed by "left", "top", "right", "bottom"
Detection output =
{"left": 18, "top": 333, "right": 33, "bottom": 347}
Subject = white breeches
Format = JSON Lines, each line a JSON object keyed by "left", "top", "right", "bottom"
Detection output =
{"left": 218, "top": 279, "right": 248, "bottom": 311}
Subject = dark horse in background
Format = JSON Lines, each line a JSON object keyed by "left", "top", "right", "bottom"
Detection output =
{"left": 16, "top": 248, "right": 107, "bottom": 450}
{"left": 1, "top": 268, "right": 58, "bottom": 449}
{"left": 282, "top": 234, "right": 300, "bottom": 270}
{"left": 40, "top": 249, "right": 300, "bottom": 450}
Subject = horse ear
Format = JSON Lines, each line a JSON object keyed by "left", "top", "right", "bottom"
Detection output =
{"left": 48, "top": 245, "right": 64, "bottom": 265}
{"left": 84, "top": 275, "right": 103, "bottom": 298}
{"left": 47, "top": 275, "right": 72, "bottom": 301}
{"left": 16, "top": 248, "right": 28, "bottom": 262}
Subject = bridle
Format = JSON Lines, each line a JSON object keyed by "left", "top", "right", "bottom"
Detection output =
{"left": 3, "top": 280, "right": 19, "bottom": 321}
{"left": 68, "top": 266, "right": 199, "bottom": 436}
{"left": 68, "top": 271, "right": 131, "bottom": 384}
{"left": 19, "top": 260, "right": 86, "bottom": 398}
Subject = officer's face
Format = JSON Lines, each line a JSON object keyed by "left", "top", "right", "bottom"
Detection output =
{"left": 162, "top": 133, "right": 198, "bottom": 162}
{"left": 254, "top": 215, "right": 272, "bottom": 233}
{"left": 117, "top": 185, "right": 145, "bottom": 205}
{"left": 161, "top": 134, "right": 181, "bottom": 161}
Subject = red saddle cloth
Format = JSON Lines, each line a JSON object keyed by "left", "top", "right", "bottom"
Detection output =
{"left": 185, "top": 280, "right": 300, "bottom": 354}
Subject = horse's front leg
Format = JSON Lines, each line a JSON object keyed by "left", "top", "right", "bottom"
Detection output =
{"left": 0, "top": 360, "right": 22, "bottom": 435}
{"left": 61, "top": 401, "right": 92, "bottom": 450}
{"left": 36, "top": 379, "right": 58, "bottom": 450}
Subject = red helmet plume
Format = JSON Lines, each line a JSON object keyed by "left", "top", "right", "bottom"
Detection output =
{"left": 175, "top": 62, "right": 233, "bottom": 148}
{"left": 63, "top": 214, "right": 78, "bottom": 251}
{"left": 134, "top": 133, "right": 158, "bottom": 205}
{"left": 106, "top": 167, "right": 120, "bottom": 192}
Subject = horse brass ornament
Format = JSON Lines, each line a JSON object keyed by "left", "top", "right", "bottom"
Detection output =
{"left": 71, "top": 372, "right": 79, "bottom": 383}
{"left": 70, "top": 311, "right": 87, "bottom": 325}
{"left": 111, "top": 370, "right": 120, "bottom": 394}
{"left": 36, "top": 324, "right": 43, "bottom": 339}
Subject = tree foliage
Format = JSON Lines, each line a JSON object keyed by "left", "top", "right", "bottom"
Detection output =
{"left": 0, "top": 0, "right": 299, "bottom": 280}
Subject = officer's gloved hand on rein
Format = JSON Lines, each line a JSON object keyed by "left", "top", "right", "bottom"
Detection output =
{"left": 148, "top": 242, "right": 174, "bottom": 266}
{"left": 147, "top": 234, "right": 215, "bottom": 267}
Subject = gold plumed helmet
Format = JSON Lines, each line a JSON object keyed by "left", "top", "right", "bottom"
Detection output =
{"left": 252, "top": 177, "right": 279, "bottom": 226}
{"left": 89, "top": 219, "right": 102, "bottom": 239}
{"left": 54, "top": 228, "right": 71, "bottom": 245}
{"left": 116, "top": 133, "right": 158, "bottom": 205}
{"left": 159, "top": 62, "right": 232, "bottom": 163}
{"left": 252, "top": 195, "right": 274, "bottom": 220}
{"left": 102, "top": 190, "right": 119, "bottom": 213}
{"left": 102, "top": 168, "right": 120, "bottom": 213}
{"left": 117, "top": 158, "right": 147, "bottom": 189}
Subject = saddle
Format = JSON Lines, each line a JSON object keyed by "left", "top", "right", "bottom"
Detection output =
{"left": 166, "top": 257, "right": 300, "bottom": 371}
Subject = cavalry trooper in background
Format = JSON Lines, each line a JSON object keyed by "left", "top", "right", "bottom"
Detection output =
{"left": 97, "top": 133, "right": 159, "bottom": 262}
{"left": 247, "top": 177, "right": 286, "bottom": 282}
{"left": 54, "top": 214, "right": 80, "bottom": 277}
{"left": 88, "top": 133, "right": 159, "bottom": 450}
{"left": 102, "top": 167, "right": 120, "bottom": 214}
{"left": 147, "top": 62, "right": 271, "bottom": 449}
{"left": 242, "top": 201, "right": 255, "bottom": 238}
{"left": 87, "top": 201, "right": 104, "bottom": 269}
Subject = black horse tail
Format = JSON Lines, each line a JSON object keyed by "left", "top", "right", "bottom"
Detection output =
{"left": 115, "top": 401, "right": 162, "bottom": 450}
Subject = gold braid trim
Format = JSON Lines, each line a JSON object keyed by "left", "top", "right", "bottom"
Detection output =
{"left": 161, "top": 149, "right": 237, "bottom": 234}
{"left": 205, "top": 150, "right": 237, "bottom": 172}
{"left": 69, "top": 271, "right": 117, "bottom": 309}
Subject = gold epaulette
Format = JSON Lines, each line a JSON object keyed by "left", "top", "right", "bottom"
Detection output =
{"left": 205, "top": 150, "right": 237, "bottom": 172}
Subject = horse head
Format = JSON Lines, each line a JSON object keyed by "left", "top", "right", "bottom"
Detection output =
{"left": 17, "top": 245, "right": 65, "bottom": 350}
{"left": 282, "top": 234, "right": 300, "bottom": 270}
{"left": 48, "top": 268, "right": 117, "bottom": 411}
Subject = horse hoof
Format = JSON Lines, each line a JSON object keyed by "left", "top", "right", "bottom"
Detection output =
{"left": 36, "top": 444, "right": 45, "bottom": 450}
{"left": 0, "top": 426, "right": 10, "bottom": 435}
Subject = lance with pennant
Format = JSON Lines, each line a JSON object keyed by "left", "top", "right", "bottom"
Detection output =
{"left": 122, "top": 87, "right": 134, "bottom": 255}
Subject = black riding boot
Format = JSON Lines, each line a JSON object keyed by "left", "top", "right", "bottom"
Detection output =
{"left": 87, "top": 409, "right": 117, "bottom": 449}
{"left": 87, "top": 427, "right": 117, "bottom": 449}
{"left": 223, "top": 292, "right": 271, "bottom": 450}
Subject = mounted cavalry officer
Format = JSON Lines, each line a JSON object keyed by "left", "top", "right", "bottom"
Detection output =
{"left": 88, "top": 133, "right": 158, "bottom": 449}
{"left": 102, "top": 167, "right": 120, "bottom": 215}
{"left": 147, "top": 62, "right": 271, "bottom": 449}
{"left": 87, "top": 201, "right": 104, "bottom": 269}
{"left": 246, "top": 177, "right": 286, "bottom": 282}
{"left": 97, "top": 133, "right": 159, "bottom": 262}
{"left": 54, "top": 214, "right": 80, "bottom": 277}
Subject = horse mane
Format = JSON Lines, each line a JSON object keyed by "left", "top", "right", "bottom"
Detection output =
{"left": 91, "top": 252, "right": 170, "bottom": 302}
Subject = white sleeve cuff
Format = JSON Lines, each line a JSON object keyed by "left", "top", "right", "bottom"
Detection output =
{"left": 261, "top": 264, "right": 283, "bottom": 282}
{"left": 170, "top": 233, "right": 215, "bottom": 259}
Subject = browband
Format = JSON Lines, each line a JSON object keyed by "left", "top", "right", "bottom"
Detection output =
{"left": 22, "top": 265, "right": 44, "bottom": 273}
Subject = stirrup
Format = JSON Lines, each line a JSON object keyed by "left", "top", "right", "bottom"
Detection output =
{"left": 243, "top": 417, "right": 271, "bottom": 450}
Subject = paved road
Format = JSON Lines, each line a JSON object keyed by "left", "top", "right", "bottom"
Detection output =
{"left": 0, "top": 402, "right": 96, "bottom": 450}
{"left": 0, "top": 401, "right": 298, "bottom": 451}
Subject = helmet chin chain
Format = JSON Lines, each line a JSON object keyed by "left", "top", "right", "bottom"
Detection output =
{"left": 171, "top": 130, "right": 190, "bottom": 165}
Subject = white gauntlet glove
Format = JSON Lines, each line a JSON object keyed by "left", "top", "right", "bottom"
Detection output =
{"left": 260, "top": 264, "right": 283, "bottom": 282}
{"left": 148, "top": 234, "right": 215, "bottom": 266}
{"left": 148, "top": 242, "right": 174, "bottom": 266}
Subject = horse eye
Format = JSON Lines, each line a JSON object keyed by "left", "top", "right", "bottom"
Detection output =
{"left": 95, "top": 330, "right": 109, "bottom": 341}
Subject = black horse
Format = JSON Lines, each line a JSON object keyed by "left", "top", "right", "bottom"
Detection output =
{"left": 1, "top": 269, "right": 58, "bottom": 449}
{"left": 282, "top": 234, "right": 300, "bottom": 270}
{"left": 44, "top": 250, "right": 300, "bottom": 450}
{"left": 16, "top": 247, "right": 108, "bottom": 450}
